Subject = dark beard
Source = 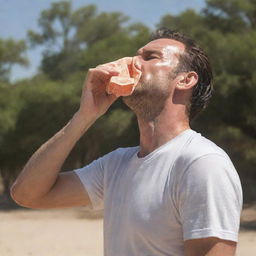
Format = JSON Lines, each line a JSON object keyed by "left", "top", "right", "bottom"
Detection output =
{"left": 123, "top": 82, "right": 170, "bottom": 121}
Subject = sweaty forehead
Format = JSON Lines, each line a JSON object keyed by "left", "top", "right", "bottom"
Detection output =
{"left": 139, "top": 38, "right": 185, "bottom": 56}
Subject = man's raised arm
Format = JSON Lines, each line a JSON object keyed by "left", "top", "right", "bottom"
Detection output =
{"left": 10, "top": 67, "right": 119, "bottom": 209}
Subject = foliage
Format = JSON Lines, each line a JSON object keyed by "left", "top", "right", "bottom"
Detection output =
{"left": 27, "top": 1, "right": 143, "bottom": 80}
{"left": 0, "top": 39, "right": 28, "bottom": 81}
{"left": 0, "top": 0, "right": 256, "bottom": 202}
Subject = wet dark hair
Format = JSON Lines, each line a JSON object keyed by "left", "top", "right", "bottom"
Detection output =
{"left": 151, "top": 27, "right": 213, "bottom": 121}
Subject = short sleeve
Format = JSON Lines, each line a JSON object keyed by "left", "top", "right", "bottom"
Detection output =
{"left": 74, "top": 158, "right": 104, "bottom": 210}
{"left": 177, "top": 154, "right": 243, "bottom": 242}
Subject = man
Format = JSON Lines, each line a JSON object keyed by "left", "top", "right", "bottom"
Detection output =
{"left": 11, "top": 28, "right": 242, "bottom": 256}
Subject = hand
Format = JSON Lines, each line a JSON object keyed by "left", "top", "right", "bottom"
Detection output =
{"left": 77, "top": 65, "right": 120, "bottom": 120}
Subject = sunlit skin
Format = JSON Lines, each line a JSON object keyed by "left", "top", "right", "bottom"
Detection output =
{"left": 123, "top": 38, "right": 198, "bottom": 157}
{"left": 129, "top": 40, "right": 183, "bottom": 96}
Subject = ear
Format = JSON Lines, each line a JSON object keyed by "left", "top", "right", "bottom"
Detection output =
{"left": 175, "top": 71, "right": 198, "bottom": 90}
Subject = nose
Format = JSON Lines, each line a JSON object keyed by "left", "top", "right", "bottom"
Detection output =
{"left": 133, "top": 55, "right": 142, "bottom": 70}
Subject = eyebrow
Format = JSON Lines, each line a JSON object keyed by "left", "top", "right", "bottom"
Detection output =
{"left": 136, "top": 48, "right": 162, "bottom": 56}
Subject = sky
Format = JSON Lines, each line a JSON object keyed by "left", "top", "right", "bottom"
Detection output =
{"left": 0, "top": 0, "right": 206, "bottom": 81}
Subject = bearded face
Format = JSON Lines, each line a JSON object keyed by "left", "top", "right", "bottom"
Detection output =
{"left": 123, "top": 71, "right": 173, "bottom": 121}
{"left": 122, "top": 39, "right": 184, "bottom": 121}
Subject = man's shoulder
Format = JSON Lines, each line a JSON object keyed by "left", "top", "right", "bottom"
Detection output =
{"left": 172, "top": 131, "right": 239, "bottom": 187}
{"left": 177, "top": 130, "right": 231, "bottom": 168}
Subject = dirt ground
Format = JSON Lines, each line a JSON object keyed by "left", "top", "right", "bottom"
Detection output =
{"left": 0, "top": 206, "right": 255, "bottom": 256}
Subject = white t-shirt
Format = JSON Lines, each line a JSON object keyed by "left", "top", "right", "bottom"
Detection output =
{"left": 74, "top": 129, "right": 243, "bottom": 256}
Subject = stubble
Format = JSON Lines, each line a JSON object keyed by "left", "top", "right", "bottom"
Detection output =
{"left": 123, "top": 77, "right": 171, "bottom": 121}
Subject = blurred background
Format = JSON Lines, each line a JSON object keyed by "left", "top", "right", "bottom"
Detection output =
{"left": 0, "top": 0, "right": 256, "bottom": 255}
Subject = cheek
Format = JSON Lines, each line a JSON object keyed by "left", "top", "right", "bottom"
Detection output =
{"left": 155, "top": 61, "right": 172, "bottom": 67}
{"left": 143, "top": 73, "right": 153, "bottom": 81}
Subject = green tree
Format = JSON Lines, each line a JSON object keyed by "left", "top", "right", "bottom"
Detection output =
{"left": 28, "top": 1, "right": 74, "bottom": 51}
{"left": 0, "top": 39, "right": 28, "bottom": 81}
{"left": 0, "top": 81, "right": 22, "bottom": 198}
{"left": 28, "top": 1, "right": 80, "bottom": 80}
{"left": 204, "top": 0, "right": 256, "bottom": 32}
{"left": 80, "top": 23, "right": 150, "bottom": 70}
{"left": 27, "top": 1, "right": 131, "bottom": 80}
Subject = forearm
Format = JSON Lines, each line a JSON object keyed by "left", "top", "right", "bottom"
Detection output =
{"left": 11, "top": 65, "right": 118, "bottom": 205}
{"left": 11, "top": 111, "right": 96, "bottom": 204}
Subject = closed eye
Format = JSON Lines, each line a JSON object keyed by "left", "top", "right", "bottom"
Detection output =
{"left": 144, "top": 54, "right": 158, "bottom": 60}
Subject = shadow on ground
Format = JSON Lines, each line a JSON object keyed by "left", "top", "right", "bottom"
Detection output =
{"left": 240, "top": 221, "right": 256, "bottom": 231}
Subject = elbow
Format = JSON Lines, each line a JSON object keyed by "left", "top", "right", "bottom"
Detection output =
{"left": 10, "top": 183, "right": 32, "bottom": 208}
{"left": 10, "top": 183, "right": 23, "bottom": 206}
{"left": 10, "top": 182, "right": 18, "bottom": 202}
{"left": 10, "top": 183, "right": 46, "bottom": 209}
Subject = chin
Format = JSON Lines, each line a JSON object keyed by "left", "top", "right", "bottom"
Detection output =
{"left": 123, "top": 89, "right": 168, "bottom": 121}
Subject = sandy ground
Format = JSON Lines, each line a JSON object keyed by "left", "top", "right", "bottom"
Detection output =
{"left": 0, "top": 206, "right": 255, "bottom": 256}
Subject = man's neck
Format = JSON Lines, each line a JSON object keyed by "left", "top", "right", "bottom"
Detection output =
{"left": 136, "top": 106, "right": 190, "bottom": 158}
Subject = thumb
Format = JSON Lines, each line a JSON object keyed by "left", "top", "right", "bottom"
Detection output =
{"left": 107, "top": 93, "right": 119, "bottom": 104}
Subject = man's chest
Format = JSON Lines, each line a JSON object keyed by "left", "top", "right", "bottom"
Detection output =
{"left": 104, "top": 162, "right": 181, "bottom": 240}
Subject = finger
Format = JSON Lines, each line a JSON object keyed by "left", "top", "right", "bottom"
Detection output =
{"left": 95, "top": 67, "right": 120, "bottom": 77}
{"left": 85, "top": 69, "right": 118, "bottom": 91}
{"left": 96, "top": 62, "right": 116, "bottom": 69}
{"left": 89, "top": 68, "right": 120, "bottom": 80}
{"left": 95, "top": 63, "right": 120, "bottom": 74}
